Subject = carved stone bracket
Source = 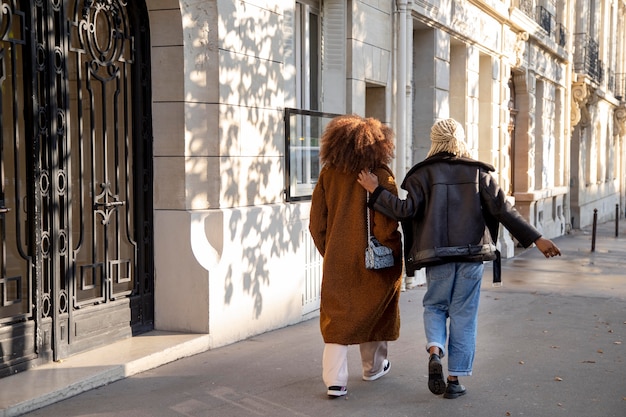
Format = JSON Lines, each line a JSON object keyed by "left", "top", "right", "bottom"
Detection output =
{"left": 614, "top": 105, "right": 626, "bottom": 137}
{"left": 571, "top": 81, "right": 592, "bottom": 128}
{"left": 513, "top": 32, "right": 529, "bottom": 68}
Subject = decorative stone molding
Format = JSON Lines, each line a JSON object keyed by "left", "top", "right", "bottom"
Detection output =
{"left": 571, "top": 81, "right": 591, "bottom": 128}
{"left": 513, "top": 31, "right": 529, "bottom": 67}
{"left": 452, "top": 0, "right": 499, "bottom": 51}
{"left": 414, "top": 0, "right": 439, "bottom": 15}
{"left": 615, "top": 105, "right": 626, "bottom": 137}
{"left": 513, "top": 72, "right": 527, "bottom": 94}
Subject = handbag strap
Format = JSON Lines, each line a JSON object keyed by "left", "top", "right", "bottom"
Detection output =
{"left": 366, "top": 192, "right": 371, "bottom": 240}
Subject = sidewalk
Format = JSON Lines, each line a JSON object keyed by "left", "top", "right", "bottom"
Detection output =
{"left": 2, "top": 221, "right": 626, "bottom": 417}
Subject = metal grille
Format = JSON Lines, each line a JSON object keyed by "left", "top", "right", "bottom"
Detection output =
{"left": 538, "top": 6, "right": 554, "bottom": 37}
{"left": 517, "top": 1, "right": 568, "bottom": 48}
{"left": 516, "top": 0, "right": 535, "bottom": 18}
{"left": 557, "top": 23, "right": 567, "bottom": 47}
{"left": 607, "top": 69, "right": 616, "bottom": 97}
{"left": 302, "top": 228, "right": 321, "bottom": 315}
{"left": 573, "top": 33, "right": 604, "bottom": 84}
{"left": 615, "top": 73, "right": 626, "bottom": 101}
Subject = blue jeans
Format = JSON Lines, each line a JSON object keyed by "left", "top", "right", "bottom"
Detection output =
{"left": 423, "top": 262, "right": 484, "bottom": 376}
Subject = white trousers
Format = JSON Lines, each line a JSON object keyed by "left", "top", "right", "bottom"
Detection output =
{"left": 322, "top": 341, "right": 388, "bottom": 387}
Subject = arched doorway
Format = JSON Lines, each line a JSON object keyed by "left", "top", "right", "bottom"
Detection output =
{"left": 0, "top": 0, "right": 154, "bottom": 375}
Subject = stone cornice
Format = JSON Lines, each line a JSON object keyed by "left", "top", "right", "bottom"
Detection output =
{"left": 514, "top": 186, "right": 569, "bottom": 202}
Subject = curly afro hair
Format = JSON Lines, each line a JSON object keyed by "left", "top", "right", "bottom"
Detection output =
{"left": 319, "top": 114, "right": 395, "bottom": 173}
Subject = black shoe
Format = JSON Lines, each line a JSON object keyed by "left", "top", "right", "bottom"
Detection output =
{"left": 443, "top": 380, "right": 466, "bottom": 399}
{"left": 428, "top": 354, "right": 446, "bottom": 395}
{"left": 327, "top": 386, "right": 347, "bottom": 399}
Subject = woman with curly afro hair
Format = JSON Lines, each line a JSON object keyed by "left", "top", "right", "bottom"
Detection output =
{"left": 309, "top": 114, "right": 403, "bottom": 399}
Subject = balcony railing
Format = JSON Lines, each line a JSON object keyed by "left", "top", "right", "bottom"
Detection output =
{"left": 557, "top": 23, "right": 567, "bottom": 47}
{"left": 573, "top": 33, "right": 604, "bottom": 84}
{"left": 607, "top": 69, "right": 616, "bottom": 97}
{"left": 615, "top": 73, "right": 626, "bottom": 101}
{"left": 517, "top": 0, "right": 535, "bottom": 17}
{"left": 516, "top": 0, "right": 567, "bottom": 48}
{"left": 538, "top": 6, "right": 554, "bottom": 37}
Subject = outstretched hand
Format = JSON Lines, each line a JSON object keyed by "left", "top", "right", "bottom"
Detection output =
{"left": 534, "top": 237, "right": 562, "bottom": 258}
{"left": 357, "top": 170, "right": 379, "bottom": 193}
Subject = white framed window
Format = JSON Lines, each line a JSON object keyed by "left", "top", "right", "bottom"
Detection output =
{"left": 295, "top": 0, "right": 321, "bottom": 111}
{"left": 283, "top": 1, "right": 328, "bottom": 201}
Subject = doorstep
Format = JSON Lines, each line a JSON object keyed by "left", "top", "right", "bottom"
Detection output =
{"left": 0, "top": 331, "right": 211, "bottom": 417}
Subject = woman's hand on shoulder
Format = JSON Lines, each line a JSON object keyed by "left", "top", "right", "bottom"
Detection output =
{"left": 357, "top": 170, "right": 379, "bottom": 193}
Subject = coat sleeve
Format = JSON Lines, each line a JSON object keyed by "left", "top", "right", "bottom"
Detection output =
{"left": 309, "top": 174, "right": 328, "bottom": 256}
{"left": 479, "top": 170, "right": 541, "bottom": 248}
{"left": 371, "top": 167, "right": 403, "bottom": 257}
{"left": 368, "top": 173, "right": 421, "bottom": 221}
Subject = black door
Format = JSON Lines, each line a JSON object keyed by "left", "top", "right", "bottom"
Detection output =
{"left": 0, "top": 0, "right": 154, "bottom": 374}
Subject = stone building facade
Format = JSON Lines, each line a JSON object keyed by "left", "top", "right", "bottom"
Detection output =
{"left": 147, "top": 0, "right": 626, "bottom": 352}
{"left": 568, "top": 0, "right": 626, "bottom": 228}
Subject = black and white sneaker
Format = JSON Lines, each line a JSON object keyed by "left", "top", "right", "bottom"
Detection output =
{"left": 362, "top": 359, "right": 391, "bottom": 381}
{"left": 327, "top": 385, "right": 348, "bottom": 398}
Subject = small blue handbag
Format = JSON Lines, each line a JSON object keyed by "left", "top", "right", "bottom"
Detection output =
{"left": 365, "top": 192, "right": 394, "bottom": 270}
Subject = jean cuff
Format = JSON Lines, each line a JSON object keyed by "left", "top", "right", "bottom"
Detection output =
{"left": 448, "top": 370, "right": 472, "bottom": 377}
{"left": 425, "top": 342, "right": 446, "bottom": 358}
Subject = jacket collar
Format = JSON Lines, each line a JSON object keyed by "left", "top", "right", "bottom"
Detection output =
{"left": 401, "top": 153, "right": 495, "bottom": 188}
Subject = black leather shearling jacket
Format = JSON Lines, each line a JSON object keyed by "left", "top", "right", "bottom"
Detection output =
{"left": 368, "top": 153, "right": 541, "bottom": 275}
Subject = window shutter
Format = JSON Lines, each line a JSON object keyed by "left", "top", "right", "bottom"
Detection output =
{"left": 284, "top": 6, "right": 296, "bottom": 107}
{"left": 321, "top": 0, "right": 346, "bottom": 113}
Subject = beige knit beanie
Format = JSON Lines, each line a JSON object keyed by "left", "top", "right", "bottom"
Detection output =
{"left": 426, "top": 118, "right": 470, "bottom": 158}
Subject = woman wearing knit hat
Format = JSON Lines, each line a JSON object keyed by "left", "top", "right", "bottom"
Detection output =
{"left": 309, "top": 114, "right": 403, "bottom": 399}
{"left": 357, "top": 118, "right": 561, "bottom": 399}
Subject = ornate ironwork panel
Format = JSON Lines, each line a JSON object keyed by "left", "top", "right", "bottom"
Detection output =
{"left": 0, "top": 0, "right": 37, "bottom": 375}
{"left": 516, "top": 0, "right": 536, "bottom": 19}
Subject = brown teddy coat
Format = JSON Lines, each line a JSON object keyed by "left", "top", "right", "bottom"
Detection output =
{"left": 309, "top": 165, "right": 403, "bottom": 345}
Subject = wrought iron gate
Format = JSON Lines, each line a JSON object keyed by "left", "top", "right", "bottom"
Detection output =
{"left": 0, "top": 0, "right": 153, "bottom": 374}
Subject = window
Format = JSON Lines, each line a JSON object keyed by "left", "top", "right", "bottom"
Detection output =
{"left": 284, "top": 108, "right": 342, "bottom": 201}
{"left": 284, "top": 1, "right": 333, "bottom": 201}
{"left": 295, "top": 1, "right": 320, "bottom": 111}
